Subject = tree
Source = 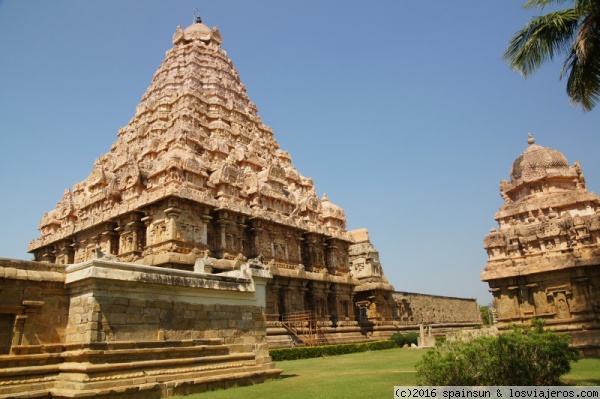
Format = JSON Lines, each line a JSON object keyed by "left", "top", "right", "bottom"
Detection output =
{"left": 416, "top": 319, "right": 579, "bottom": 385}
{"left": 504, "top": 0, "right": 600, "bottom": 111}
{"left": 479, "top": 305, "right": 493, "bottom": 326}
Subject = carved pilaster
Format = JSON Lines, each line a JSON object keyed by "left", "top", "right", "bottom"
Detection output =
{"left": 215, "top": 213, "right": 229, "bottom": 257}
{"left": 200, "top": 214, "right": 213, "bottom": 245}
{"left": 249, "top": 219, "right": 263, "bottom": 258}
{"left": 164, "top": 207, "right": 182, "bottom": 241}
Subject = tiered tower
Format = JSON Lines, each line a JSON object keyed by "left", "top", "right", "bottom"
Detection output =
{"left": 28, "top": 18, "right": 396, "bottom": 331}
{"left": 482, "top": 134, "right": 600, "bottom": 354}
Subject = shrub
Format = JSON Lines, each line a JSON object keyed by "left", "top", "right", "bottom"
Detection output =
{"left": 270, "top": 340, "right": 396, "bottom": 361}
{"left": 390, "top": 333, "right": 406, "bottom": 347}
{"left": 405, "top": 332, "right": 419, "bottom": 346}
{"left": 415, "top": 319, "right": 579, "bottom": 386}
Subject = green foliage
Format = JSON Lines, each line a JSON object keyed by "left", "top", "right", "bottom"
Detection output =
{"left": 416, "top": 319, "right": 579, "bottom": 386}
{"left": 405, "top": 332, "right": 419, "bottom": 346}
{"left": 504, "top": 0, "right": 600, "bottom": 110}
{"left": 390, "top": 333, "right": 406, "bottom": 347}
{"left": 269, "top": 340, "right": 396, "bottom": 361}
{"left": 480, "top": 305, "right": 492, "bottom": 326}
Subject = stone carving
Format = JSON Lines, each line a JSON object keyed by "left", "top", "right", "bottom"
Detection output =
{"left": 25, "top": 18, "right": 402, "bottom": 330}
{"left": 8, "top": 19, "right": 484, "bottom": 374}
{"left": 482, "top": 135, "right": 600, "bottom": 355}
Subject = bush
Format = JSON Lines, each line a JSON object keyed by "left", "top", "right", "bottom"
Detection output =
{"left": 390, "top": 333, "right": 406, "bottom": 347}
{"left": 270, "top": 340, "right": 396, "bottom": 361}
{"left": 405, "top": 332, "right": 419, "bottom": 346}
{"left": 415, "top": 319, "right": 579, "bottom": 386}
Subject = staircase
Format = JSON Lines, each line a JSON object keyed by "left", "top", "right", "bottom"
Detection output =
{"left": 281, "top": 311, "right": 331, "bottom": 346}
{"left": 0, "top": 339, "right": 281, "bottom": 399}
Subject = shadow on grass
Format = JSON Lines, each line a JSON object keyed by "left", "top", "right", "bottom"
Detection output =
{"left": 278, "top": 374, "right": 299, "bottom": 379}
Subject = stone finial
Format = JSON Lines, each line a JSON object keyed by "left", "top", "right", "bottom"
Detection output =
{"left": 527, "top": 133, "right": 535, "bottom": 145}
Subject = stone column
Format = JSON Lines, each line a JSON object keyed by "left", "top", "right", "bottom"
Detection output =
{"left": 11, "top": 315, "right": 27, "bottom": 347}
{"left": 164, "top": 207, "right": 182, "bottom": 241}
{"left": 271, "top": 282, "right": 280, "bottom": 317}
{"left": 237, "top": 219, "right": 247, "bottom": 253}
{"left": 281, "top": 287, "right": 291, "bottom": 317}
{"left": 200, "top": 215, "right": 212, "bottom": 245}
{"left": 102, "top": 222, "right": 120, "bottom": 256}
{"left": 325, "top": 240, "right": 337, "bottom": 273}
{"left": 215, "top": 212, "right": 229, "bottom": 256}
{"left": 302, "top": 233, "right": 317, "bottom": 270}
{"left": 294, "top": 236, "right": 304, "bottom": 264}
{"left": 249, "top": 221, "right": 263, "bottom": 258}
{"left": 56, "top": 239, "right": 75, "bottom": 265}
{"left": 141, "top": 215, "right": 153, "bottom": 248}
{"left": 269, "top": 232, "right": 276, "bottom": 258}
{"left": 328, "top": 287, "right": 340, "bottom": 326}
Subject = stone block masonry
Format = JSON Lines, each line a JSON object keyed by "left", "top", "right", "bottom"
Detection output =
{"left": 0, "top": 258, "right": 280, "bottom": 398}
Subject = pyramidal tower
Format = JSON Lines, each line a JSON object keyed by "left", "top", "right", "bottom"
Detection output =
{"left": 28, "top": 18, "right": 395, "bottom": 331}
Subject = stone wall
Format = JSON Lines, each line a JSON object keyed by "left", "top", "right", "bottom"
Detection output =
{"left": 393, "top": 291, "right": 481, "bottom": 325}
{"left": 0, "top": 258, "right": 68, "bottom": 353}
{"left": 0, "top": 257, "right": 280, "bottom": 398}
{"left": 65, "top": 285, "right": 268, "bottom": 358}
{"left": 487, "top": 264, "right": 600, "bottom": 355}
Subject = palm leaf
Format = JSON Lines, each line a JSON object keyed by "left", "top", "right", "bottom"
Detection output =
{"left": 564, "top": 11, "right": 600, "bottom": 110}
{"left": 504, "top": 9, "right": 580, "bottom": 77}
{"left": 524, "top": 0, "right": 572, "bottom": 10}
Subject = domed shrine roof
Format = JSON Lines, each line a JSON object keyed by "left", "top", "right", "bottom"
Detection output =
{"left": 321, "top": 194, "right": 346, "bottom": 221}
{"left": 173, "top": 17, "right": 222, "bottom": 45}
{"left": 510, "top": 134, "right": 570, "bottom": 181}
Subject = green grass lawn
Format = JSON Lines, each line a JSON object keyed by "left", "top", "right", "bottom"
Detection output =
{"left": 562, "top": 357, "right": 600, "bottom": 386}
{"left": 173, "top": 349, "right": 600, "bottom": 399}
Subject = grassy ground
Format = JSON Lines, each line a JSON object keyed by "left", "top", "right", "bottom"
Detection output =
{"left": 172, "top": 349, "right": 600, "bottom": 399}
{"left": 562, "top": 357, "right": 600, "bottom": 386}
{"left": 172, "top": 348, "right": 420, "bottom": 399}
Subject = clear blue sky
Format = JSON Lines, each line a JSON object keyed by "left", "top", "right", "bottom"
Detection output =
{"left": 1, "top": 1, "right": 599, "bottom": 305}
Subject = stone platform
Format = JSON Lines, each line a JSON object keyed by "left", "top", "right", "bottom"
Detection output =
{"left": 0, "top": 339, "right": 280, "bottom": 399}
{"left": 0, "top": 257, "right": 281, "bottom": 398}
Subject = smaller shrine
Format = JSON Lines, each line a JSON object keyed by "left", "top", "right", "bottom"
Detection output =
{"left": 482, "top": 134, "right": 600, "bottom": 355}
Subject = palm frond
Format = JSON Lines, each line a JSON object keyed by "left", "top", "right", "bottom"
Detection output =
{"left": 564, "top": 12, "right": 600, "bottom": 110}
{"left": 504, "top": 9, "right": 580, "bottom": 77}
{"left": 574, "top": 0, "right": 600, "bottom": 13}
{"left": 524, "top": 0, "right": 572, "bottom": 10}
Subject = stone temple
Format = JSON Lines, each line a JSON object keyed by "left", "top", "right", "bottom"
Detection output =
{"left": 482, "top": 134, "right": 600, "bottom": 355}
{"left": 26, "top": 17, "right": 397, "bottom": 337}
{"left": 0, "top": 18, "right": 481, "bottom": 398}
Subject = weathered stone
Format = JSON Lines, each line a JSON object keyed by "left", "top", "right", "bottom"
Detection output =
{"left": 482, "top": 134, "right": 600, "bottom": 355}
{"left": 0, "top": 15, "right": 483, "bottom": 399}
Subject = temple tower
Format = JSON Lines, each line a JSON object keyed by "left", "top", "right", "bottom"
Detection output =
{"left": 27, "top": 18, "right": 395, "bottom": 329}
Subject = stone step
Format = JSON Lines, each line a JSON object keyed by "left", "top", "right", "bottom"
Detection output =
{"left": 60, "top": 344, "right": 230, "bottom": 364}
{"left": 39, "top": 368, "right": 282, "bottom": 399}
{"left": 0, "top": 351, "right": 264, "bottom": 398}
{"left": 52, "top": 356, "right": 260, "bottom": 391}
{"left": 0, "top": 339, "right": 227, "bottom": 369}
{"left": 0, "top": 353, "right": 64, "bottom": 368}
